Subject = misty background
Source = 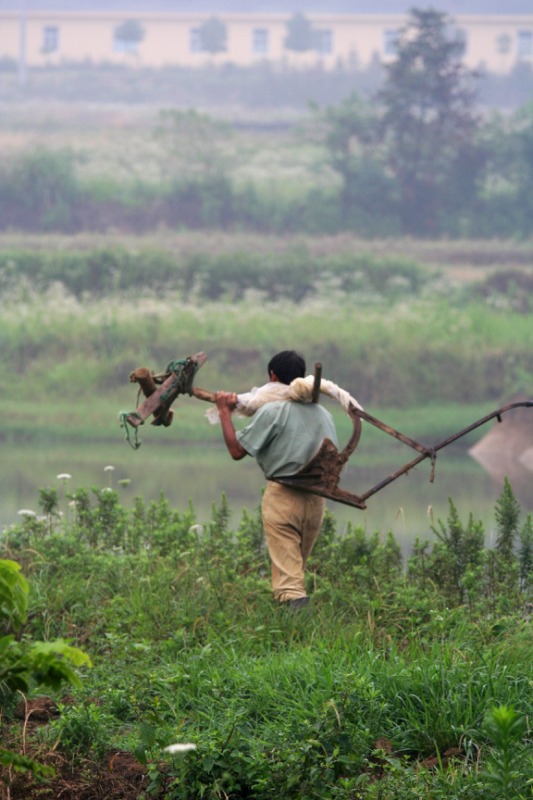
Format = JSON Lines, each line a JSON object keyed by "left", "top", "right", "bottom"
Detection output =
{"left": 1, "top": 0, "right": 532, "bottom": 543}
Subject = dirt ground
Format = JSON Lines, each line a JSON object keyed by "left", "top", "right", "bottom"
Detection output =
{"left": 1, "top": 697, "right": 153, "bottom": 800}
{"left": 2, "top": 699, "right": 466, "bottom": 800}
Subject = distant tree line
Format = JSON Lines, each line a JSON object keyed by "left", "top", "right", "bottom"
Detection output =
{"left": 1, "top": 10, "right": 533, "bottom": 238}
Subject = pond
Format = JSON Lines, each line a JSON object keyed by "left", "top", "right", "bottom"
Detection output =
{"left": 3, "top": 434, "right": 531, "bottom": 554}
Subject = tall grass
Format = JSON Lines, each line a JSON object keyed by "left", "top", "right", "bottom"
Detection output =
{"left": 1, "top": 291, "right": 530, "bottom": 406}
{"left": 1, "top": 236, "right": 531, "bottom": 448}
{"left": 2, "top": 484, "right": 532, "bottom": 799}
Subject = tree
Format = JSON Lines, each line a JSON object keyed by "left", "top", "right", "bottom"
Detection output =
{"left": 154, "top": 110, "right": 235, "bottom": 226}
{"left": 284, "top": 13, "right": 315, "bottom": 53}
{"left": 0, "top": 147, "right": 80, "bottom": 231}
{"left": 114, "top": 19, "right": 145, "bottom": 55}
{"left": 378, "top": 8, "right": 483, "bottom": 235}
{"left": 321, "top": 93, "right": 398, "bottom": 233}
{"left": 510, "top": 103, "right": 533, "bottom": 235}
{"left": 199, "top": 17, "right": 227, "bottom": 54}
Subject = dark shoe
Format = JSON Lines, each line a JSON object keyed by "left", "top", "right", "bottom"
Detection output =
{"left": 284, "top": 596, "right": 310, "bottom": 610}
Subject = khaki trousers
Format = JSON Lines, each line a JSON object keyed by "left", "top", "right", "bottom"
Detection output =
{"left": 262, "top": 481, "right": 325, "bottom": 603}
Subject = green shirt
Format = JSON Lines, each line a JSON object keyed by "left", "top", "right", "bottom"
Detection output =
{"left": 236, "top": 400, "right": 338, "bottom": 479}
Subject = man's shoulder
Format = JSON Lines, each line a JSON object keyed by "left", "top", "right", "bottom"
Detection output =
{"left": 291, "top": 401, "right": 334, "bottom": 419}
{"left": 253, "top": 400, "right": 286, "bottom": 418}
{"left": 253, "top": 400, "right": 334, "bottom": 424}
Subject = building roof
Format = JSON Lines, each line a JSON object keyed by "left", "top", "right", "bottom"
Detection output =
{"left": 5, "top": 1, "right": 533, "bottom": 15}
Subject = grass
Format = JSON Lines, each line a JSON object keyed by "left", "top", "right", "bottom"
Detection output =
{"left": 1, "top": 232, "right": 531, "bottom": 448}
{"left": 1, "top": 483, "right": 532, "bottom": 799}
{"left": 2, "top": 294, "right": 530, "bottom": 406}
{"left": 1, "top": 100, "right": 532, "bottom": 799}
{"left": 2, "top": 230, "right": 533, "bottom": 266}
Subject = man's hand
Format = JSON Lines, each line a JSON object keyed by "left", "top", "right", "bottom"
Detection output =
{"left": 215, "top": 391, "right": 238, "bottom": 414}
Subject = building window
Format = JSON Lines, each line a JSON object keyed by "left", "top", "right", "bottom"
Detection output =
{"left": 517, "top": 30, "right": 533, "bottom": 58}
{"left": 315, "top": 29, "right": 333, "bottom": 55}
{"left": 189, "top": 28, "right": 203, "bottom": 53}
{"left": 252, "top": 28, "right": 269, "bottom": 55}
{"left": 383, "top": 29, "right": 399, "bottom": 56}
{"left": 496, "top": 32, "right": 512, "bottom": 56}
{"left": 42, "top": 25, "right": 59, "bottom": 54}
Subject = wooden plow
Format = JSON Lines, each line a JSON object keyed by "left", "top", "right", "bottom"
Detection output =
{"left": 120, "top": 353, "right": 533, "bottom": 509}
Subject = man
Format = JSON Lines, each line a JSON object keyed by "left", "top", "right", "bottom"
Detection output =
{"left": 215, "top": 350, "right": 338, "bottom": 609}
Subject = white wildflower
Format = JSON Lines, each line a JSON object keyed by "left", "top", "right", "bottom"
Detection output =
{"left": 104, "top": 465, "right": 115, "bottom": 472}
{"left": 17, "top": 509, "right": 36, "bottom": 517}
{"left": 56, "top": 473, "right": 72, "bottom": 481}
{"left": 164, "top": 743, "right": 197, "bottom": 755}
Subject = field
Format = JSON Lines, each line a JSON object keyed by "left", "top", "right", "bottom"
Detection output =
{"left": 1, "top": 104, "right": 533, "bottom": 799}
{"left": 1, "top": 480, "right": 532, "bottom": 799}
{"left": 1, "top": 229, "right": 532, "bottom": 443}
{"left": 1, "top": 231, "right": 532, "bottom": 799}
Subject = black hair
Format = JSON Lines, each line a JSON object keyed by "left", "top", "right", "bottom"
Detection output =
{"left": 267, "top": 350, "right": 306, "bottom": 385}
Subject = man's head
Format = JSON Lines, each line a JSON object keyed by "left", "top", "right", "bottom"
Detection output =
{"left": 268, "top": 350, "right": 306, "bottom": 385}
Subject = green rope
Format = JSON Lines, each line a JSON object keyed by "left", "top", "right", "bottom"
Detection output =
{"left": 159, "top": 358, "right": 201, "bottom": 404}
{"left": 119, "top": 411, "right": 142, "bottom": 450}
{"left": 165, "top": 358, "right": 188, "bottom": 374}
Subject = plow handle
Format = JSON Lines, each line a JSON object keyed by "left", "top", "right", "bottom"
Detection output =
{"left": 191, "top": 387, "right": 217, "bottom": 402}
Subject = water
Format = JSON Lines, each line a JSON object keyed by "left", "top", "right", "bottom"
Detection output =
{"left": 3, "top": 435, "right": 531, "bottom": 553}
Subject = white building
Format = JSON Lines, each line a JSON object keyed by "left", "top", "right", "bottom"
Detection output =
{"left": 1, "top": 1, "right": 532, "bottom": 74}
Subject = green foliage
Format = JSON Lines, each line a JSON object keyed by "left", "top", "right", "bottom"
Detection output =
{"left": 155, "top": 109, "right": 233, "bottom": 182}
{"left": 0, "top": 558, "right": 90, "bottom": 696}
{"left": 0, "top": 747, "right": 54, "bottom": 779}
{"left": 321, "top": 94, "right": 399, "bottom": 234}
{"left": 198, "top": 17, "right": 227, "bottom": 54}
{"left": 483, "top": 705, "right": 531, "bottom": 799}
{"left": 114, "top": 19, "right": 145, "bottom": 46}
{"left": 0, "top": 147, "right": 81, "bottom": 232}
{"left": 1, "top": 242, "right": 532, "bottom": 419}
{"left": 1, "top": 482, "right": 532, "bottom": 797}
{"left": 429, "top": 499, "right": 485, "bottom": 606}
{"left": 284, "top": 13, "right": 315, "bottom": 53}
{"left": 378, "top": 9, "right": 481, "bottom": 236}
{"left": 494, "top": 477, "right": 521, "bottom": 571}
{"left": 2, "top": 61, "right": 533, "bottom": 237}
{"left": 0, "top": 559, "right": 90, "bottom": 780}
{"left": 473, "top": 269, "right": 533, "bottom": 314}
{"left": 479, "top": 103, "right": 533, "bottom": 238}
{"left": 518, "top": 514, "right": 533, "bottom": 593}
{"left": 0, "top": 241, "right": 434, "bottom": 303}
{"left": 45, "top": 701, "right": 117, "bottom": 762}
{"left": 0, "top": 560, "right": 29, "bottom": 632}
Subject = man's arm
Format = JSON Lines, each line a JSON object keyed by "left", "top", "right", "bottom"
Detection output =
{"left": 215, "top": 392, "right": 248, "bottom": 461}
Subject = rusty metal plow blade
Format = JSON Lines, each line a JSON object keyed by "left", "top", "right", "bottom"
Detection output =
{"left": 275, "top": 401, "right": 533, "bottom": 509}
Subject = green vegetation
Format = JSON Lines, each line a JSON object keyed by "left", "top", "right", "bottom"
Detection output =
{"left": 2, "top": 10, "right": 533, "bottom": 239}
{"left": 1, "top": 9, "right": 532, "bottom": 794}
{"left": 0, "top": 558, "right": 90, "bottom": 778}
{"left": 0, "top": 481, "right": 531, "bottom": 798}
{"left": 1, "top": 94, "right": 533, "bottom": 237}
{"left": 1, "top": 235, "right": 531, "bottom": 448}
